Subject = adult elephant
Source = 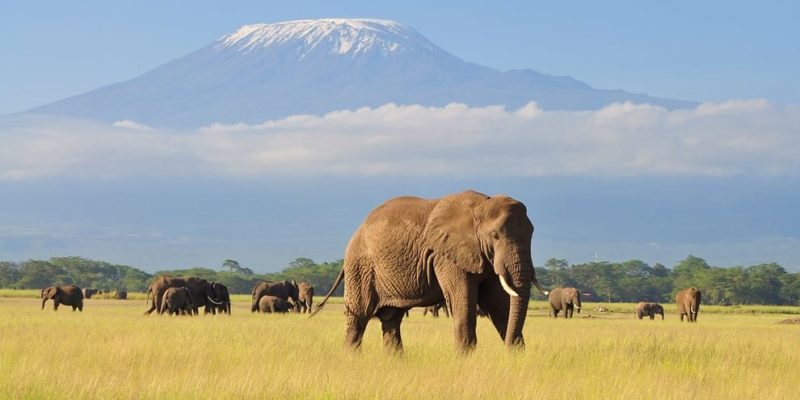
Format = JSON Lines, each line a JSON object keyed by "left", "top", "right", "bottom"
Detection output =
{"left": 82, "top": 288, "right": 98, "bottom": 299}
{"left": 422, "top": 300, "right": 450, "bottom": 317}
{"left": 294, "top": 282, "right": 314, "bottom": 314}
{"left": 676, "top": 288, "right": 702, "bottom": 322}
{"left": 210, "top": 282, "right": 231, "bottom": 314}
{"left": 635, "top": 302, "right": 664, "bottom": 320}
{"left": 548, "top": 287, "right": 582, "bottom": 319}
{"left": 314, "top": 190, "right": 549, "bottom": 352}
{"left": 42, "top": 285, "right": 84, "bottom": 312}
{"left": 160, "top": 287, "right": 194, "bottom": 315}
{"left": 144, "top": 276, "right": 223, "bottom": 315}
{"left": 114, "top": 290, "right": 128, "bottom": 300}
{"left": 250, "top": 280, "right": 299, "bottom": 313}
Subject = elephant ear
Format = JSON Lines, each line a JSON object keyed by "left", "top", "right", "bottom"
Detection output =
{"left": 423, "top": 192, "right": 488, "bottom": 274}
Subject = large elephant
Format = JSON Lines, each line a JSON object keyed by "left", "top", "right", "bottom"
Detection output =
{"left": 295, "top": 282, "right": 314, "bottom": 314}
{"left": 422, "top": 300, "right": 450, "bottom": 317}
{"left": 635, "top": 302, "right": 664, "bottom": 320}
{"left": 41, "top": 285, "right": 84, "bottom": 311}
{"left": 676, "top": 288, "right": 702, "bottom": 322}
{"left": 210, "top": 282, "right": 231, "bottom": 314}
{"left": 258, "top": 295, "right": 293, "bottom": 313}
{"left": 144, "top": 276, "right": 224, "bottom": 315}
{"left": 160, "top": 287, "right": 194, "bottom": 315}
{"left": 548, "top": 287, "right": 582, "bottom": 319}
{"left": 250, "top": 280, "right": 299, "bottom": 313}
{"left": 314, "top": 190, "right": 548, "bottom": 352}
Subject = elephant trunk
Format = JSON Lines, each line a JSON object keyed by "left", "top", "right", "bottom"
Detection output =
{"left": 497, "top": 245, "right": 532, "bottom": 348}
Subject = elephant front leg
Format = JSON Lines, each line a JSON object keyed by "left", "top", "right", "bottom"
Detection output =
{"left": 377, "top": 307, "right": 405, "bottom": 353}
{"left": 442, "top": 278, "right": 479, "bottom": 352}
{"left": 478, "top": 276, "right": 510, "bottom": 342}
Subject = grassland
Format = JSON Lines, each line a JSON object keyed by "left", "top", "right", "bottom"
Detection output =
{"left": 1, "top": 293, "right": 798, "bottom": 399}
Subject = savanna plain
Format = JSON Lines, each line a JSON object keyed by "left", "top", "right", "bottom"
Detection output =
{"left": 1, "top": 291, "right": 798, "bottom": 399}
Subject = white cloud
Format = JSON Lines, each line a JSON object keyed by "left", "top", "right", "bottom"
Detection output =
{"left": 2, "top": 100, "right": 799, "bottom": 180}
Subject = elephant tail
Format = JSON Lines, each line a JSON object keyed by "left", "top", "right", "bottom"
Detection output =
{"left": 309, "top": 269, "right": 344, "bottom": 318}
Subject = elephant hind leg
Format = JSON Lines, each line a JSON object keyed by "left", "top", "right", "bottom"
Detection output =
{"left": 377, "top": 307, "right": 405, "bottom": 353}
{"left": 344, "top": 315, "right": 369, "bottom": 350}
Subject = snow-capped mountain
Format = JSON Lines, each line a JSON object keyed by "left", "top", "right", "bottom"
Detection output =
{"left": 28, "top": 18, "right": 694, "bottom": 128}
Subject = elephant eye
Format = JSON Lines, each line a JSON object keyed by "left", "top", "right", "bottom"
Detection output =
{"left": 491, "top": 230, "right": 500, "bottom": 240}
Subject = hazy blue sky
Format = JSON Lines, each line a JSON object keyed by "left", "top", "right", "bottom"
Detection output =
{"left": 1, "top": 1, "right": 798, "bottom": 114}
{"left": 1, "top": 1, "right": 799, "bottom": 272}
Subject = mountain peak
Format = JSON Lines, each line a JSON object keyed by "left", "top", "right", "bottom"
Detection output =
{"left": 216, "top": 18, "right": 439, "bottom": 57}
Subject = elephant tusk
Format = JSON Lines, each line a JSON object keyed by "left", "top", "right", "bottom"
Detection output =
{"left": 543, "top": 291, "right": 549, "bottom": 296}
{"left": 206, "top": 295, "right": 224, "bottom": 305}
{"left": 499, "top": 275, "right": 520, "bottom": 297}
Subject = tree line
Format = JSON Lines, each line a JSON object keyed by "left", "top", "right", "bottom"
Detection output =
{"left": 1, "top": 255, "right": 798, "bottom": 305}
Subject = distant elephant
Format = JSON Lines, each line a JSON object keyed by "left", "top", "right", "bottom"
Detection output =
{"left": 250, "top": 280, "right": 299, "bottom": 313}
{"left": 82, "top": 288, "right": 98, "bottom": 299}
{"left": 314, "top": 190, "right": 549, "bottom": 352}
{"left": 42, "top": 285, "right": 84, "bottom": 311}
{"left": 548, "top": 287, "right": 582, "bottom": 319}
{"left": 114, "top": 290, "right": 128, "bottom": 300}
{"left": 676, "top": 288, "right": 702, "bottom": 322}
{"left": 144, "top": 276, "right": 224, "bottom": 315}
{"left": 258, "top": 295, "right": 293, "bottom": 313}
{"left": 422, "top": 300, "right": 450, "bottom": 317}
{"left": 160, "top": 287, "right": 194, "bottom": 315}
{"left": 635, "top": 302, "right": 664, "bottom": 320}
{"left": 295, "top": 282, "right": 314, "bottom": 314}
{"left": 210, "top": 282, "right": 231, "bottom": 314}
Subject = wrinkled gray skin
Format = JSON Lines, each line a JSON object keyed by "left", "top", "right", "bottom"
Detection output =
{"left": 250, "top": 280, "right": 299, "bottom": 313}
{"left": 294, "top": 282, "right": 314, "bottom": 313}
{"left": 42, "top": 285, "right": 84, "bottom": 311}
{"left": 635, "top": 302, "right": 664, "bottom": 320}
{"left": 144, "top": 276, "right": 223, "bottom": 315}
{"left": 314, "top": 190, "right": 548, "bottom": 353}
{"left": 210, "top": 282, "right": 231, "bottom": 314}
{"left": 676, "top": 288, "right": 702, "bottom": 322}
{"left": 548, "top": 287, "right": 582, "bottom": 319}
{"left": 160, "top": 287, "right": 194, "bottom": 315}
{"left": 259, "top": 295, "right": 293, "bottom": 313}
{"left": 422, "top": 300, "right": 450, "bottom": 317}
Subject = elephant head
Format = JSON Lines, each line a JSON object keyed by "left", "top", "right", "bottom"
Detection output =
{"left": 41, "top": 286, "right": 58, "bottom": 309}
{"left": 423, "top": 191, "right": 547, "bottom": 347}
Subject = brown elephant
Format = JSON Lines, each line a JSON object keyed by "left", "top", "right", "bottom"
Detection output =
{"left": 250, "top": 280, "right": 299, "bottom": 313}
{"left": 422, "top": 300, "right": 450, "bottom": 317}
{"left": 258, "top": 295, "right": 293, "bottom": 313}
{"left": 144, "top": 276, "right": 224, "bottom": 315}
{"left": 635, "top": 302, "right": 664, "bottom": 320}
{"left": 548, "top": 287, "right": 581, "bottom": 319}
{"left": 294, "top": 282, "right": 314, "bottom": 313}
{"left": 41, "top": 285, "right": 84, "bottom": 311}
{"left": 676, "top": 288, "right": 702, "bottom": 322}
{"left": 160, "top": 287, "right": 194, "bottom": 315}
{"left": 314, "top": 190, "right": 548, "bottom": 352}
{"left": 209, "top": 282, "right": 231, "bottom": 314}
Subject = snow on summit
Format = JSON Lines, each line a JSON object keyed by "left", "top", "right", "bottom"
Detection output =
{"left": 217, "top": 18, "right": 440, "bottom": 57}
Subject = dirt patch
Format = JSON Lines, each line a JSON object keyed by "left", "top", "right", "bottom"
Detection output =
{"left": 778, "top": 318, "right": 800, "bottom": 324}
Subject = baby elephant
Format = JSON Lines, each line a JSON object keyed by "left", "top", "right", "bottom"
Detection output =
{"left": 635, "top": 302, "right": 664, "bottom": 320}
{"left": 258, "top": 295, "right": 293, "bottom": 313}
{"left": 160, "top": 287, "right": 194, "bottom": 315}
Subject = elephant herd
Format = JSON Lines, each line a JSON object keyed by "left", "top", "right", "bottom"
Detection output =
{"left": 37, "top": 190, "right": 706, "bottom": 356}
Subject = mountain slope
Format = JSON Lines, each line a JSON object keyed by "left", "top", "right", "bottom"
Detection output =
{"left": 28, "top": 18, "right": 694, "bottom": 128}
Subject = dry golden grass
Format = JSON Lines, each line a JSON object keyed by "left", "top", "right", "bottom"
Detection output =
{"left": 1, "top": 294, "right": 798, "bottom": 399}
